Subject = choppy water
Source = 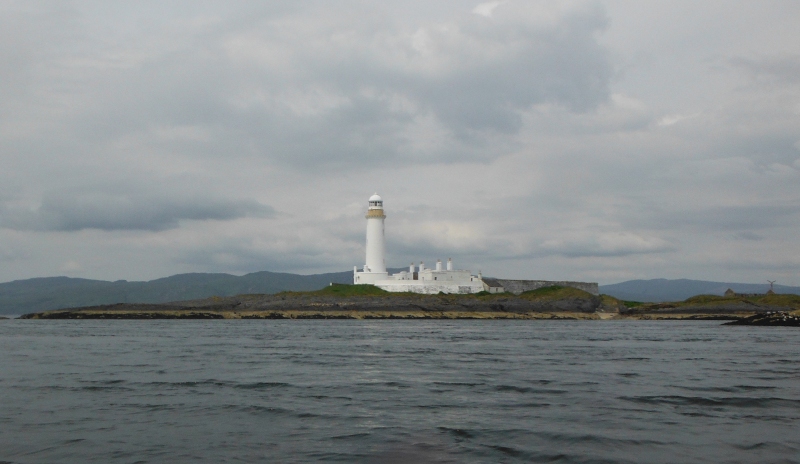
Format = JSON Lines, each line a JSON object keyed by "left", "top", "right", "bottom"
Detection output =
{"left": 0, "top": 320, "right": 798, "bottom": 463}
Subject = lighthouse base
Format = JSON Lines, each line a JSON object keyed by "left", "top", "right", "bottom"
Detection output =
{"left": 353, "top": 271, "right": 389, "bottom": 285}
{"left": 354, "top": 266, "right": 486, "bottom": 294}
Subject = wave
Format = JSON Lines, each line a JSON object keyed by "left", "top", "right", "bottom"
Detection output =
{"left": 621, "top": 395, "right": 800, "bottom": 408}
{"left": 495, "top": 385, "right": 567, "bottom": 394}
{"left": 672, "top": 385, "right": 778, "bottom": 393}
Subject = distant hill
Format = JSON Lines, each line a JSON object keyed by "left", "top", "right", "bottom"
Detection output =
{"left": 600, "top": 279, "right": 800, "bottom": 303}
{"left": 0, "top": 270, "right": 357, "bottom": 315}
{"left": 4, "top": 273, "right": 797, "bottom": 315}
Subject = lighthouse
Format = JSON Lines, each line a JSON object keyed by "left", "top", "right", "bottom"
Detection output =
{"left": 365, "top": 193, "right": 387, "bottom": 273}
{"left": 351, "top": 193, "right": 485, "bottom": 294}
{"left": 350, "top": 193, "right": 598, "bottom": 295}
{"left": 352, "top": 192, "right": 483, "bottom": 292}
{"left": 353, "top": 193, "right": 389, "bottom": 284}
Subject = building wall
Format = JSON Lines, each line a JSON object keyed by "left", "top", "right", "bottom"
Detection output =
{"left": 417, "top": 269, "right": 472, "bottom": 282}
{"left": 495, "top": 279, "right": 599, "bottom": 295}
{"left": 365, "top": 217, "right": 386, "bottom": 273}
{"left": 354, "top": 271, "right": 389, "bottom": 285}
{"left": 375, "top": 281, "right": 484, "bottom": 294}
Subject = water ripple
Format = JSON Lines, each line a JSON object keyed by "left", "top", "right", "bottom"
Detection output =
{"left": 0, "top": 320, "right": 798, "bottom": 463}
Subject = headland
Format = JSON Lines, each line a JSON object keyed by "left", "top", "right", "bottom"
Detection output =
{"left": 18, "top": 284, "right": 800, "bottom": 324}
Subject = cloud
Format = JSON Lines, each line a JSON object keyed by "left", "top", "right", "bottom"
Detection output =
{"left": 540, "top": 232, "right": 675, "bottom": 258}
{"left": 734, "top": 231, "right": 763, "bottom": 241}
{"left": 472, "top": 1, "right": 505, "bottom": 18}
{"left": 59, "top": 260, "right": 82, "bottom": 272}
{"left": 0, "top": 1, "right": 613, "bottom": 172}
{"left": 657, "top": 112, "right": 700, "bottom": 127}
{"left": 1, "top": 2, "right": 800, "bottom": 286}
{"left": 0, "top": 189, "right": 274, "bottom": 232}
{"left": 636, "top": 204, "right": 800, "bottom": 232}
{"left": 729, "top": 54, "right": 800, "bottom": 85}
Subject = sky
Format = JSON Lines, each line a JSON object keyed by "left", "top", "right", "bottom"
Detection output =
{"left": 1, "top": 0, "right": 799, "bottom": 286}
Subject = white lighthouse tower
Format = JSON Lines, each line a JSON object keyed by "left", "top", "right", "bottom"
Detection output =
{"left": 365, "top": 193, "right": 387, "bottom": 274}
{"left": 353, "top": 193, "right": 389, "bottom": 284}
{"left": 352, "top": 193, "right": 486, "bottom": 293}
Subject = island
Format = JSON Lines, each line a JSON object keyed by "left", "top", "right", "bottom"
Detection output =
{"left": 18, "top": 284, "right": 800, "bottom": 325}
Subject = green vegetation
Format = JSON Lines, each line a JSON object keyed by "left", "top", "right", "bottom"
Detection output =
{"left": 756, "top": 293, "right": 800, "bottom": 308}
{"left": 612, "top": 292, "right": 800, "bottom": 314}
{"left": 677, "top": 293, "right": 800, "bottom": 309}
{"left": 621, "top": 300, "right": 644, "bottom": 308}
{"left": 521, "top": 285, "right": 565, "bottom": 296}
{"left": 684, "top": 294, "right": 728, "bottom": 304}
{"left": 199, "top": 285, "right": 800, "bottom": 312}
{"left": 310, "top": 283, "right": 389, "bottom": 296}
{"left": 276, "top": 285, "right": 516, "bottom": 301}
{"left": 518, "top": 286, "right": 594, "bottom": 301}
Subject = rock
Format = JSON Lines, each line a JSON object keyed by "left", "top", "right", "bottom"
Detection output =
{"left": 724, "top": 311, "right": 800, "bottom": 326}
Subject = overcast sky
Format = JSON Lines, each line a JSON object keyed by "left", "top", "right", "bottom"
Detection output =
{"left": 1, "top": 0, "right": 799, "bottom": 285}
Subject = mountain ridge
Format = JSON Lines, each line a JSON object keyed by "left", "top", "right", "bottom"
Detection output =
{"left": 599, "top": 278, "right": 799, "bottom": 302}
{"left": 0, "top": 270, "right": 356, "bottom": 314}
{"left": 1, "top": 273, "right": 797, "bottom": 314}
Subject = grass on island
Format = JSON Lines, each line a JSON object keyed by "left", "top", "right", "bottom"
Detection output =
{"left": 271, "top": 284, "right": 609, "bottom": 303}
{"left": 273, "top": 284, "right": 600, "bottom": 301}
{"left": 600, "top": 294, "right": 626, "bottom": 306}
{"left": 755, "top": 293, "right": 800, "bottom": 308}
{"left": 615, "top": 292, "right": 800, "bottom": 314}
{"left": 620, "top": 300, "right": 645, "bottom": 308}
{"left": 186, "top": 283, "right": 800, "bottom": 315}
{"left": 312, "top": 283, "right": 389, "bottom": 296}
{"left": 518, "top": 285, "right": 595, "bottom": 301}
{"left": 196, "top": 284, "right": 800, "bottom": 313}
{"left": 272, "top": 283, "right": 395, "bottom": 298}
{"left": 679, "top": 293, "right": 800, "bottom": 309}
{"left": 683, "top": 294, "right": 730, "bottom": 305}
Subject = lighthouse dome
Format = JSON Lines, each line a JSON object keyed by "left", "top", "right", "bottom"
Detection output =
{"left": 368, "top": 193, "right": 384, "bottom": 210}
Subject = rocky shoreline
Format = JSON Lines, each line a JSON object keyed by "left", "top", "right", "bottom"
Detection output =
{"left": 724, "top": 311, "right": 800, "bottom": 327}
{"left": 17, "top": 286, "right": 800, "bottom": 323}
{"left": 19, "top": 291, "right": 612, "bottom": 320}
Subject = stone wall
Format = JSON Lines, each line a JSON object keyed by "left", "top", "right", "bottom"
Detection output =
{"left": 495, "top": 280, "right": 599, "bottom": 296}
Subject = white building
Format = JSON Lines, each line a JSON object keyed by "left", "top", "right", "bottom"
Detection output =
{"left": 353, "top": 194, "right": 485, "bottom": 294}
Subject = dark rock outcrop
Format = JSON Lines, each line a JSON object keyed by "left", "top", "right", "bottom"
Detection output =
{"left": 724, "top": 311, "right": 800, "bottom": 326}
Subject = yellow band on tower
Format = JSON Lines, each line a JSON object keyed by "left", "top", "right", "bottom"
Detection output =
{"left": 365, "top": 209, "right": 386, "bottom": 218}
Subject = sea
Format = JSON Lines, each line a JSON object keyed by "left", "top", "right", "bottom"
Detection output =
{"left": 0, "top": 320, "right": 798, "bottom": 463}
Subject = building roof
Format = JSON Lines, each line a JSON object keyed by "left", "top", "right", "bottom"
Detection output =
{"left": 482, "top": 278, "right": 504, "bottom": 288}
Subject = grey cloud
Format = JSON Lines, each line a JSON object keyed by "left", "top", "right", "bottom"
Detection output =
{"left": 536, "top": 233, "right": 676, "bottom": 258}
{"left": 269, "top": 4, "right": 612, "bottom": 161}
{"left": 0, "top": 4, "right": 76, "bottom": 103}
{"left": 405, "top": 7, "right": 612, "bottom": 134}
{"left": 387, "top": 230, "right": 675, "bottom": 263}
{"left": 734, "top": 231, "right": 764, "bottom": 241}
{"left": 710, "top": 134, "right": 800, "bottom": 166}
{"left": 175, "top": 235, "right": 363, "bottom": 275}
{"left": 2, "top": 2, "right": 799, "bottom": 286}
{"left": 540, "top": 244, "right": 676, "bottom": 259}
{"left": 729, "top": 54, "right": 800, "bottom": 85}
{"left": 387, "top": 240, "right": 490, "bottom": 269}
{"left": 3, "top": 2, "right": 613, "bottom": 170}
{"left": 0, "top": 190, "right": 274, "bottom": 232}
{"left": 630, "top": 204, "right": 800, "bottom": 232}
